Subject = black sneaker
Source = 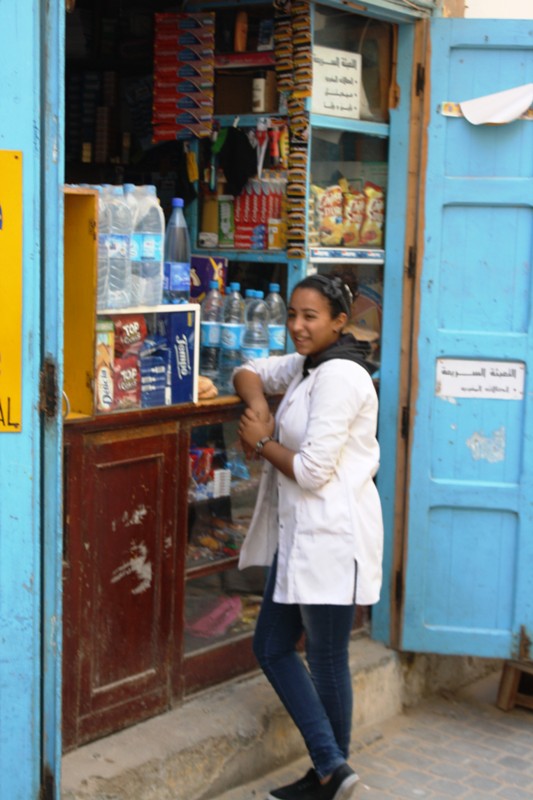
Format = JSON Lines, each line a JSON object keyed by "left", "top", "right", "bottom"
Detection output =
{"left": 311, "top": 763, "right": 359, "bottom": 800}
{"left": 267, "top": 768, "right": 319, "bottom": 799}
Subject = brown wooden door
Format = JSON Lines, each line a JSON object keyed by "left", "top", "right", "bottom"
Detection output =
{"left": 62, "top": 422, "right": 180, "bottom": 750}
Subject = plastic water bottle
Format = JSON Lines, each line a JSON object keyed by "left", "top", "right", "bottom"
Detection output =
{"left": 107, "top": 185, "right": 133, "bottom": 308}
{"left": 200, "top": 280, "right": 224, "bottom": 380}
{"left": 123, "top": 183, "right": 139, "bottom": 225}
{"left": 265, "top": 282, "right": 287, "bottom": 355}
{"left": 164, "top": 197, "right": 191, "bottom": 304}
{"left": 219, "top": 282, "right": 245, "bottom": 394}
{"left": 131, "top": 185, "right": 165, "bottom": 306}
{"left": 96, "top": 187, "right": 111, "bottom": 310}
{"left": 241, "top": 290, "right": 269, "bottom": 361}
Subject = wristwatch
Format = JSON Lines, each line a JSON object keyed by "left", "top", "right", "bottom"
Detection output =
{"left": 255, "top": 435, "right": 276, "bottom": 455}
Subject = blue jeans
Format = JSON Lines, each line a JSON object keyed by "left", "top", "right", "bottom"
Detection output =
{"left": 253, "top": 553, "right": 356, "bottom": 779}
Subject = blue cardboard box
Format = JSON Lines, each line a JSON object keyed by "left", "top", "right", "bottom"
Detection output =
{"left": 157, "top": 305, "right": 199, "bottom": 404}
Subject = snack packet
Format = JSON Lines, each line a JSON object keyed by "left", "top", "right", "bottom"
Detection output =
{"left": 113, "top": 314, "right": 148, "bottom": 356}
{"left": 360, "top": 182, "right": 385, "bottom": 247}
{"left": 342, "top": 190, "right": 366, "bottom": 247}
{"left": 315, "top": 184, "right": 344, "bottom": 246}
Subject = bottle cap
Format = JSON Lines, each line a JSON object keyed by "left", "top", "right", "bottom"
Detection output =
{"left": 269, "top": 283, "right": 280, "bottom": 292}
{"left": 172, "top": 197, "right": 184, "bottom": 208}
{"left": 209, "top": 280, "right": 219, "bottom": 289}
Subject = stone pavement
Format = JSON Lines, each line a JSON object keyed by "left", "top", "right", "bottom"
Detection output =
{"left": 209, "top": 673, "right": 533, "bottom": 800}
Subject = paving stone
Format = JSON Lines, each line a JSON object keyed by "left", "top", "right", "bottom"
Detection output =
{"left": 464, "top": 773, "right": 503, "bottom": 792}
{"left": 497, "top": 755, "right": 531, "bottom": 772}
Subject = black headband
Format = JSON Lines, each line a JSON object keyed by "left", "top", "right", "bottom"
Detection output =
{"left": 305, "top": 274, "right": 353, "bottom": 317}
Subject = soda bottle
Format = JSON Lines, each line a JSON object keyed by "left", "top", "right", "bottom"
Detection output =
{"left": 265, "top": 282, "right": 287, "bottom": 355}
{"left": 96, "top": 186, "right": 111, "bottom": 310}
{"left": 131, "top": 185, "right": 165, "bottom": 306}
{"left": 200, "top": 280, "right": 224, "bottom": 380}
{"left": 241, "top": 290, "right": 269, "bottom": 361}
{"left": 219, "top": 282, "right": 245, "bottom": 394}
{"left": 107, "top": 185, "right": 133, "bottom": 309}
{"left": 164, "top": 197, "right": 191, "bottom": 304}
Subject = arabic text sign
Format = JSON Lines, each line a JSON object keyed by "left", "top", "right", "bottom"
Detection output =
{"left": 311, "top": 45, "right": 361, "bottom": 120}
{"left": 0, "top": 151, "right": 23, "bottom": 431}
{"left": 436, "top": 359, "right": 525, "bottom": 400}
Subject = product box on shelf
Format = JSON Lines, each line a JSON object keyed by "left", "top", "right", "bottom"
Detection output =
{"left": 94, "top": 306, "right": 199, "bottom": 414}
{"left": 190, "top": 254, "right": 228, "bottom": 302}
{"left": 157, "top": 307, "right": 199, "bottom": 405}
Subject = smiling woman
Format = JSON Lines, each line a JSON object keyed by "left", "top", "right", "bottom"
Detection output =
{"left": 232, "top": 273, "right": 383, "bottom": 800}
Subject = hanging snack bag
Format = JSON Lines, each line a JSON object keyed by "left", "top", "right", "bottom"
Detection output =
{"left": 360, "top": 182, "right": 385, "bottom": 247}
{"left": 342, "top": 190, "right": 366, "bottom": 247}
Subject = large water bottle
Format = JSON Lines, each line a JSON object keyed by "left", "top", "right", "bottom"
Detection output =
{"left": 96, "top": 186, "right": 111, "bottom": 310}
{"left": 241, "top": 290, "right": 269, "bottom": 361}
{"left": 131, "top": 185, "right": 165, "bottom": 306}
{"left": 265, "top": 282, "right": 287, "bottom": 355}
{"left": 107, "top": 185, "right": 133, "bottom": 308}
{"left": 200, "top": 280, "right": 224, "bottom": 380}
{"left": 164, "top": 197, "right": 191, "bottom": 304}
{"left": 219, "top": 282, "right": 245, "bottom": 394}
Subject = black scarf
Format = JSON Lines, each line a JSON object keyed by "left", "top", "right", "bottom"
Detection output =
{"left": 302, "top": 333, "right": 373, "bottom": 378}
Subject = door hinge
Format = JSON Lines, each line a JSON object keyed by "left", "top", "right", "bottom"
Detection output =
{"left": 519, "top": 625, "right": 531, "bottom": 661}
{"left": 39, "top": 357, "right": 58, "bottom": 418}
{"left": 415, "top": 63, "right": 425, "bottom": 96}
{"left": 395, "top": 569, "right": 403, "bottom": 606}
{"left": 39, "top": 764, "right": 55, "bottom": 800}
{"left": 406, "top": 245, "right": 416, "bottom": 279}
{"left": 401, "top": 406, "right": 410, "bottom": 440}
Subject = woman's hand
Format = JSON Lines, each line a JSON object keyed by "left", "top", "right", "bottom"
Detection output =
{"left": 238, "top": 408, "right": 275, "bottom": 457}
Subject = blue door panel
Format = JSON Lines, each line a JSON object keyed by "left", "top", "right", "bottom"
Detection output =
{"left": 0, "top": 2, "right": 42, "bottom": 798}
{"left": 401, "top": 18, "right": 533, "bottom": 658}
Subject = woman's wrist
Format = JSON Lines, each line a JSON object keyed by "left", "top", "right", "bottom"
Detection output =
{"left": 255, "top": 435, "right": 277, "bottom": 455}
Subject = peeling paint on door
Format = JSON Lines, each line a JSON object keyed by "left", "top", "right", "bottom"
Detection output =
{"left": 466, "top": 426, "right": 505, "bottom": 463}
{"left": 111, "top": 541, "right": 153, "bottom": 594}
{"left": 122, "top": 504, "right": 148, "bottom": 527}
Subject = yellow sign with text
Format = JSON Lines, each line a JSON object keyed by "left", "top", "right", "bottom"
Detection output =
{"left": 0, "top": 151, "right": 23, "bottom": 432}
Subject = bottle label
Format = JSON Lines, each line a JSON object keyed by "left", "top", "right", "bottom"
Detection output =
{"left": 220, "top": 323, "right": 244, "bottom": 350}
{"left": 201, "top": 321, "right": 221, "bottom": 347}
{"left": 241, "top": 345, "right": 269, "bottom": 360}
{"left": 165, "top": 261, "right": 190, "bottom": 293}
{"left": 268, "top": 325, "right": 286, "bottom": 351}
{"left": 132, "top": 233, "right": 164, "bottom": 261}
{"left": 108, "top": 233, "right": 129, "bottom": 258}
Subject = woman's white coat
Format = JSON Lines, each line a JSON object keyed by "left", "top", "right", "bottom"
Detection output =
{"left": 237, "top": 352, "right": 383, "bottom": 606}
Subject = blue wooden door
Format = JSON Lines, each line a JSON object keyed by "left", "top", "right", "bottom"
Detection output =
{"left": 0, "top": 1, "right": 63, "bottom": 798}
{"left": 401, "top": 19, "right": 533, "bottom": 658}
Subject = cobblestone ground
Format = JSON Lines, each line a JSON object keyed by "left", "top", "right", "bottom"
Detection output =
{"left": 209, "top": 674, "right": 533, "bottom": 800}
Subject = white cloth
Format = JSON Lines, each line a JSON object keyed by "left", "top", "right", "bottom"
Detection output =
{"left": 237, "top": 353, "right": 383, "bottom": 606}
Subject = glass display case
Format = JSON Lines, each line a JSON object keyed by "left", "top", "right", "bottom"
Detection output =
{"left": 184, "top": 417, "right": 266, "bottom": 656}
